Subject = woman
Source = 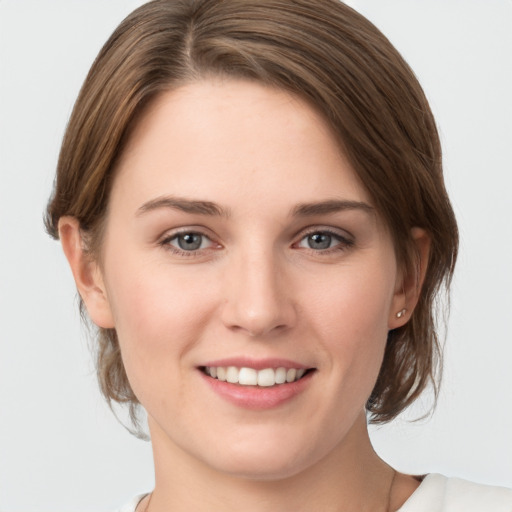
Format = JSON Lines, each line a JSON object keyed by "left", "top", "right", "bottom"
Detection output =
{"left": 44, "top": 0, "right": 511, "bottom": 510}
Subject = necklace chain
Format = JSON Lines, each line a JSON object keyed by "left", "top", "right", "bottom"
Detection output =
{"left": 143, "top": 492, "right": 152, "bottom": 512}
{"left": 386, "top": 469, "right": 397, "bottom": 512}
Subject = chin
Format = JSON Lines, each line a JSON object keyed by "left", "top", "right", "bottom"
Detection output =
{"left": 212, "top": 455, "right": 314, "bottom": 482}
{"left": 199, "top": 432, "right": 331, "bottom": 482}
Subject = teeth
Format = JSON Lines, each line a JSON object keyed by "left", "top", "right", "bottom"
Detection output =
{"left": 239, "top": 367, "right": 258, "bottom": 385}
{"left": 275, "top": 367, "right": 287, "bottom": 384}
{"left": 226, "top": 366, "right": 239, "bottom": 384}
{"left": 216, "top": 367, "right": 227, "bottom": 382}
{"left": 257, "top": 368, "right": 275, "bottom": 387}
{"left": 286, "top": 368, "right": 297, "bottom": 383}
{"left": 205, "top": 366, "right": 309, "bottom": 387}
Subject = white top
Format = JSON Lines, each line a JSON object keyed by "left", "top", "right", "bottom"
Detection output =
{"left": 397, "top": 474, "right": 512, "bottom": 511}
{"left": 119, "top": 474, "right": 512, "bottom": 511}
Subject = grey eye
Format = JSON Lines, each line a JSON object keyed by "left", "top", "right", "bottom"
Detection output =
{"left": 305, "top": 233, "right": 334, "bottom": 250}
{"left": 175, "top": 233, "right": 204, "bottom": 251}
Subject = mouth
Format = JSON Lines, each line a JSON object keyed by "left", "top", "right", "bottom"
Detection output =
{"left": 200, "top": 366, "right": 315, "bottom": 387}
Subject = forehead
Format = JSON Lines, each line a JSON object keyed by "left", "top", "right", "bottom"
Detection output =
{"left": 112, "top": 79, "right": 372, "bottom": 213}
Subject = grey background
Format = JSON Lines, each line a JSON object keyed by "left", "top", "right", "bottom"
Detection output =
{"left": 1, "top": 1, "right": 511, "bottom": 510}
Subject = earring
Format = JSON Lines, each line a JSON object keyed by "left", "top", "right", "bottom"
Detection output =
{"left": 396, "top": 308, "right": 407, "bottom": 319}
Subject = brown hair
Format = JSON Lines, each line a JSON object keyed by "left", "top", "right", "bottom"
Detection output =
{"left": 45, "top": 0, "right": 458, "bottom": 429}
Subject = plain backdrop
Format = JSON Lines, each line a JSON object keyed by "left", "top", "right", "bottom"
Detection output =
{"left": 1, "top": 1, "right": 511, "bottom": 511}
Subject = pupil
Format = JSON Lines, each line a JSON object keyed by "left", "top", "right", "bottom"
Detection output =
{"left": 309, "top": 233, "right": 331, "bottom": 250}
{"left": 178, "top": 233, "right": 202, "bottom": 250}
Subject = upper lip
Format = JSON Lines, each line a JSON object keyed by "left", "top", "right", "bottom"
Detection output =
{"left": 200, "top": 357, "right": 312, "bottom": 371}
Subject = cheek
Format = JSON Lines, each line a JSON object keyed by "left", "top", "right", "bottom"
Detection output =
{"left": 314, "top": 264, "right": 393, "bottom": 331}
{"left": 106, "top": 247, "right": 211, "bottom": 328}
{"left": 306, "top": 261, "right": 395, "bottom": 382}
{"left": 102, "top": 254, "right": 217, "bottom": 395}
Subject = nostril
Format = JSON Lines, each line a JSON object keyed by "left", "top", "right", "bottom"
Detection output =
{"left": 220, "top": 269, "right": 297, "bottom": 336}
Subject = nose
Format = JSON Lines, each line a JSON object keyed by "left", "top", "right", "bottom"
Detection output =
{"left": 220, "top": 248, "right": 297, "bottom": 337}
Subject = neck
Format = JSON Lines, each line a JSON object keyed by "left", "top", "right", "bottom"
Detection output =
{"left": 146, "top": 412, "right": 397, "bottom": 512}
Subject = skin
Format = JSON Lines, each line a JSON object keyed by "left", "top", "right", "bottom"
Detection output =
{"left": 60, "top": 79, "right": 429, "bottom": 511}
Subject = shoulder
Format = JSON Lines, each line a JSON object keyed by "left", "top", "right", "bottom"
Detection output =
{"left": 398, "top": 474, "right": 512, "bottom": 512}
{"left": 117, "top": 494, "right": 147, "bottom": 512}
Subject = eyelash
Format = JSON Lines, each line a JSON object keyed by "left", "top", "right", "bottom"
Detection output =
{"left": 294, "top": 228, "right": 355, "bottom": 254}
{"left": 158, "top": 227, "right": 354, "bottom": 257}
{"left": 159, "top": 230, "right": 219, "bottom": 258}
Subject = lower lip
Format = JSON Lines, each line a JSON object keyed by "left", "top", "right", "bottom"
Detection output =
{"left": 200, "top": 371, "right": 314, "bottom": 410}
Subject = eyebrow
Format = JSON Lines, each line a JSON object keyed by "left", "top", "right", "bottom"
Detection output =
{"left": 291, "top": 199, "right": 374, "bottom": 217}
{"left": 136, "top": 196, "right": 373, "bottom": 219}
{"left": 136, "top": 196, "right": 230, "bottom": 217}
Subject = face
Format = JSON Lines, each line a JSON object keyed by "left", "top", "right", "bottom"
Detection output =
{"left": 86, "top": 80, "right": 405, "bottom": 479}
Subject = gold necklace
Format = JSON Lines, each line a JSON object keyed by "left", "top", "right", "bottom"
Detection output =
{"left": 143, "top": 492, "right": 152, "bottom": 512}
{"left": 386, "top": 469, "right": 397, "bottom": 512}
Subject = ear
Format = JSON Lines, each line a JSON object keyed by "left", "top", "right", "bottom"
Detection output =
{"left": 58, "top": 216, "right": 115, "bottom": 329}
{"left": 388, "top": 227, "right": 431, "bottom": 329}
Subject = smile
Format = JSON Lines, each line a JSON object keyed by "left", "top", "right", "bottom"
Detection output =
{"left": 203, "top": 366, "right": 310, "bottom": 387}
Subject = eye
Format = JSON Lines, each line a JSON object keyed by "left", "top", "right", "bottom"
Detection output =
{"left": 300, "top": 232, "right": 335, "bottom": 250}
{"left": 165, "top": 232, "right": 214, "bottom": 252}
{"left": 296, "top": 230, "right": 353, "bottom": 252}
